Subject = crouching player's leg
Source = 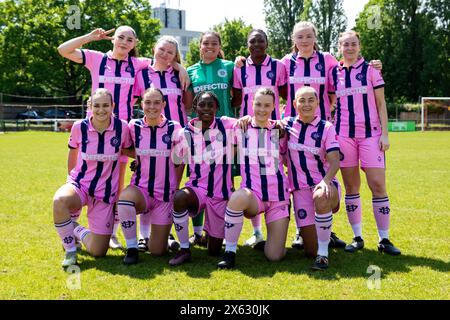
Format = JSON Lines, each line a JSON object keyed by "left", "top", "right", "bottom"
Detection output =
{"left": 263, "top": 200, "right": 290, "bottom": 262}
{"left": 218, "top": 188, "right": 260, "bottom": 269}
{"left": 73, "top": 196, "right": 114, "bottom": 259}
{"left": 53, "top": 184, "right": 82, "bottom": 268}
{"left": 311, "top": 180, "right": 340, "bottom": 271}
{"left": 118, "top": 185, "right": 147, "bottom": 265}
{"left": 169, "top": 187, "right": 204, "bottom": 266}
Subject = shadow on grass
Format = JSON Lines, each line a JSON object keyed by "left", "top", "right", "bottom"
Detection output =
{"left": 74, "top": 244, "right": 449, "bottom": 281}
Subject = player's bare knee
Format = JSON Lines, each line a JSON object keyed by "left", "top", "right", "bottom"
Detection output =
{"left": 90, "top": 247, "right": 108, "bottom": 258}
{"left": 150, "top": 246, "right": 167, "bottom": 257}
{"left": 119, "top": 187, "right": 137, "bottom": 202}
{"left": 368, "top": 181, "right": 386, "bottom": 197}
{"left": 313, "top": 192, "right": 330, "bottom": 213}
{"left": 53, "top": 195, "right": 70, "bottom": 213}
{"left": 229, "top": 189, "right": 250, "bottom": 209}
{"left": 173, "top": 189, "right": 189, "bottom": 211}
{"left": 265, "top": 250, "right": 285, "bottom": 262}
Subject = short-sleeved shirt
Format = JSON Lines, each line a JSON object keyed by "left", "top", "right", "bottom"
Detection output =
{"left": 282, "top": 116, "right": 340, "bottom": 190}
{"left": 187, "top": 59, "right": 235, "bottom": 118}
{"left": 68, "top": 116, "right": 132, "bottom": 204}
{"left": 81, "top": 49, "right": 151, "bottom": 122}
{"left": 233, "top": 55, "right": 287, "bottom": 120}
{"left": 128, "top": 115, "right": 183, "bottom": 202}
{"left": 328, "top": 57, "right": 385, "bottom": 138}
{"left": 175, "top": 117, "right": 237, "bottom": 200}
{"left": 134, "top": 67, "right": 187, "bottom": 127}
{"left": 281, "top": 51, "right": 338, "bottom": 120}
{"left": 234, "top": 119, "right": 289, "bottom": 202}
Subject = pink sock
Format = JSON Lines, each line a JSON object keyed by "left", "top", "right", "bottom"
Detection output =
{"left": 345, "top": 194, "right": 362, "bottom": 237}
{"left": 372, "top": 197, "right": 390, "bottom": 239}
{"left": 117, "top": 200, "right": 137, "bottom": 248}
{"left": 55, "top": 219, "right": 76, "bottom": 252}
{"left": 225, "top": 208, "right": 244, "bottom": 253}
{"left": 315, "top": 212, "right": 332, "bottom": 257}
{"left": 173, "top": 210, "right": 189, "bottom": 249}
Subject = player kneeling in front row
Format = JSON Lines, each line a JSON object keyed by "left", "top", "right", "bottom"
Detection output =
{"left": 169, "top": 92, "right": 238, "bottom": 266}
{"left": 218, "top": 88, "right": 291, "bottom": 269}
{"left": 283, "top": 87, "right": 341, "bottom": 270}
{"left": 119, "top": 88, "right": 184, "bottom": 265}
{"left": 53, "top": 88, "right": 132, "bottom": 267}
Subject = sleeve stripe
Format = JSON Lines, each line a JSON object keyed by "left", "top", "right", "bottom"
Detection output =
{"left": 373, "top": 84, "right": 385, "bottom": 90}
{"left": 81, "top": 49, "right": 86, "bottom": 66}
{"left": 68, "top": 144, "right": 77, "bottom": 149}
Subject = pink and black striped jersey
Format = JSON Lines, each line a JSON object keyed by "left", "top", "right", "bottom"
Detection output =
{"left": 282, "top": 116, "right": 340, "bottom": 190}
{"left": 233, "top": 55, "right": 287, "bottom": 120}
{"left": 128, "top": 115, "right": 183, "bottom": 202}
{"left": 81, "top": 49, "right": 151, "bottom": 122}
{"left": 134, "top": 67, "right": 187, "bottom": 127}
{"left": 281, "top": 51, "right": 338, "bottom": 120}
{"left": 176, "top": 117, "right": 237, "bottom": 200}
{"left": 328, "top": 58, "right": 385, "bottom": 138}
{"left": 68, "top": 116, "right": 132, "bottom": 203}
{"left": 235, "top": 119, "right": 289, "bottom": 202}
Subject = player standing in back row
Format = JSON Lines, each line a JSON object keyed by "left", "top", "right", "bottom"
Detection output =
{"left": 328, "top": 31, "right": 400, "bottom": 255}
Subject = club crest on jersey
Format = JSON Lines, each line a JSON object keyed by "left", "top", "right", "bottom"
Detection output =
{"left": 215, "top": 132, "right": 224, "bottom": 142}
{"left": 125, "top": 66, "right": 132, "bottom": 73}
{"left": 162, "top": 133, "right": 172, "bottom": 145}
{"left": 297, "top": 209, "right": 307, "bottom": 220}
{"left": 217, "top": 69, "right": 228, "bottom": 78}
{"left": 356, "top": 73, "right": 366, "bottom": 82}
{"left": 311, "top": 131, "right": 321, "bottom": 141}
{"left": 110, "top": 136, "right": 120, "bottom": 147}
{"left": 315, "top": 63, "right": 324, "bottom": 72}
{"left": 266, "top": 71, "right": 275, "bottom": 80}
{"left": 171, "top": 76, "right": 180, "bottom": 84}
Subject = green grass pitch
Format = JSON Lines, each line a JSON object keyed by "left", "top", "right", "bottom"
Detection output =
{"left": 0, "top": 131, "right": 449, "bottom": 299}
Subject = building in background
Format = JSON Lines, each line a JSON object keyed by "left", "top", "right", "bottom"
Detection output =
{"left": 152, "top": 5, "right": 201, "bottom": 60}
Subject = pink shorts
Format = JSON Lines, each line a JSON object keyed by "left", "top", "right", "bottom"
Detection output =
{"left": 292, "top": 180, "right": 341, "bottom": 228}
{"left": 69, "top": 183, "right": 114, "bottom": 235}
{"left": 254, "top": 194, "right": 290, "bottom": 225}
{"left": 338, "top": 135, "right": 385, "bottom": 168}
{"left": 136, "top": 187, "right": 173, "bottom": 226}
{"left": 189, "top": 186, "right": 228, "bottom": 239}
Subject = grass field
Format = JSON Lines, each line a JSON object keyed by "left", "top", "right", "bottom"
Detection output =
{"left": 0, "top": 131, "right": 449, "bottom": 300}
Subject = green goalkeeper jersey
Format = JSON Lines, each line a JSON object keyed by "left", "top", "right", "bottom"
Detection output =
{"left": 187, "top": 58, "right": 235, "bottom": 118}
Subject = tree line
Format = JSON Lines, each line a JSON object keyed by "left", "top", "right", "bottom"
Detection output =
{"left": 0, "top": 0, "right": 448, "bottom": 104}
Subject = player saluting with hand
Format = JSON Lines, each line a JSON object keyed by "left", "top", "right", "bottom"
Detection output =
{"left": 58, "top": 26, "right": 189, "bottom": 249}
